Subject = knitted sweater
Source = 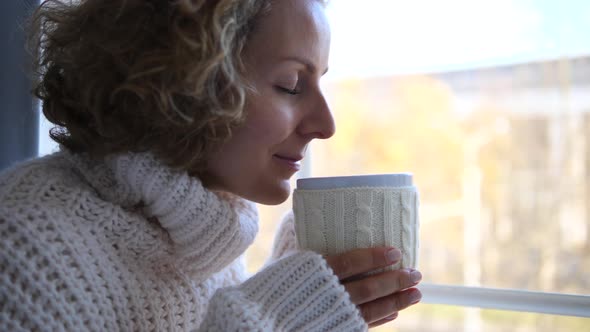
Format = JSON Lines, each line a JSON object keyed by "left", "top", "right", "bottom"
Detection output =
{"left": 0, "top": 151, "right": 366, "bottom": 331}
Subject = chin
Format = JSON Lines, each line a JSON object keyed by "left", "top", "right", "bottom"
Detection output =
{"left": 260, "top": 193, "right": 290, "bottom": 205}
{"left": 247, "top": 182, "right": 291, "bottom": 205}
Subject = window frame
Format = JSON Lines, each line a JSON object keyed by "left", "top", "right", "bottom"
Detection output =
{"left": 420, "top": 283, "right": 590, "bottom": 318}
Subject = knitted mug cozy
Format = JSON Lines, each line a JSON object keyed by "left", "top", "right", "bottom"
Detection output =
{"left": 293, "top": 181, "right": 419, "bottom": 270}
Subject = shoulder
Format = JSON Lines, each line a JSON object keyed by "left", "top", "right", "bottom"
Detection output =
{"left": 0, "top": 154, "right": 117, "bottom": 329}
{"left": 0, "top": 152, "right": 104, "bottom": 263}
{"left": 0, "top": 152, "right": 81, "bottom": 201}
{"left": 0, "top": 152, "right": 94, "bottom": 248}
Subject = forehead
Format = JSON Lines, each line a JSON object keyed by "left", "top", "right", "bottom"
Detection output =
{"left": 265, "top": 0, "right": 328, "bottom": 32}
{"left": 244, "top": 0, "right": 330, "bottom": 68}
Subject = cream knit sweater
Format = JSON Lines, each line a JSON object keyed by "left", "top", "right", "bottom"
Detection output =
{"left": 0, "top": 151, "right": 366, "bottom": 331}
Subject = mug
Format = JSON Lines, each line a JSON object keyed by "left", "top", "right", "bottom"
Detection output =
{"left": 293, "top": 173, "right": 420, "bottom": 270}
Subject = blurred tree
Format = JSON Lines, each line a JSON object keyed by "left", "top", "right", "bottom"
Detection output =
{"left": 319, "top": 75, "right": 464, "bottom": 203}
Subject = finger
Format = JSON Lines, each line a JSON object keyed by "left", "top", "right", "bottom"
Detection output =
{"left": 324, "top": 247, "right": 401, "bottom": 280}
{"left": 357, "top": 287, "right": 422, "bottom": 324}
{"left": 345, "top": 268, "right": 422, "bottom": 304}
{"left": 367, "top": 312, "right": 398, "bottom": 328}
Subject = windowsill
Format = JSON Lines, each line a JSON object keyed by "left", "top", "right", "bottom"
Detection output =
{"left": 419, "top": 283, "right": 590, "bottom": 318}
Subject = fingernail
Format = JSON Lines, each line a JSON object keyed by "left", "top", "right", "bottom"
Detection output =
{"left": 409, "top": 289, "right": 422, "bottom": 304}
{"left": 410, "top": 270, "right": 422, "bottom": 283}
{"left": 384, "top": 312, "right": 398, "bottom": 321}
{"left": 386, "top": 248, "right": 402, "bottom": 263}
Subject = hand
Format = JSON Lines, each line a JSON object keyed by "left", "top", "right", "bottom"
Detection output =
{"left": 324, "top": 247, "right": 422, "bottom": 328}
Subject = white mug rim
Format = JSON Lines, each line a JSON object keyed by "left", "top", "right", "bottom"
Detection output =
{"left": 296, "top": 173, "right": 413, "bottom": 190}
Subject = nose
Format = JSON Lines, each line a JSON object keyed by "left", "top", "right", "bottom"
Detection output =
{"left": 297, "top": 91, "right": 336, "bottom": 140}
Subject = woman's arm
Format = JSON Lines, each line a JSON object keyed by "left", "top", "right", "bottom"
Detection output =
{"left": 198, "top": 251, "right": 367, "bottom": 331}
{"left": 199, "top": 245, "right": 422, "bottom": 331}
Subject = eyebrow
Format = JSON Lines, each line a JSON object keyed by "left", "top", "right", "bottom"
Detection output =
{"left": 280, "top": 56, "right": 329, "bottom": 75}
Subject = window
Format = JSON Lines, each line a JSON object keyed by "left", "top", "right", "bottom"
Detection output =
{"left": 250, "top": 0, "right": 590, "bottom": 330}
{"left": 37, "top": 0, "right": 590, "bottom": 329}
{"left": 39, "top": 116, "right": 57, "bottom": 156}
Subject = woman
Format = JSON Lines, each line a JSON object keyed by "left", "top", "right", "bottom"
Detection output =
{"left": 0, "top": 0, "right": 422, "bottom": 330}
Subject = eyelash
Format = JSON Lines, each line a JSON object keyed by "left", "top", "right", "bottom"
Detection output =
{"left": 276, "top": 86, "right": 301, "bottom": 95}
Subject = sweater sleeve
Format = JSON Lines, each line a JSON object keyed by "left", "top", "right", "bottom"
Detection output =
{"left": 267, "top": 210, "right": 299, "bottom": 264}
{"left": 197, "top": 251, "right": 367, "bottom": 332}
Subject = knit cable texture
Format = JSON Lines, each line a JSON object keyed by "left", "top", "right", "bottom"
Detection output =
{"left": 293, "top": 187, "right": 420, "bottom": 270}
{"left": 0, "top": 151, "right": 367, "bottom": 331}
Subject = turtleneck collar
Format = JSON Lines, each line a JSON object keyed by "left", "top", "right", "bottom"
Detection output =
{"left": 62, "top": 149, "right": 259, "bottom": 279}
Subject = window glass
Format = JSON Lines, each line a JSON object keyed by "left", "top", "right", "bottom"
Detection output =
{"left": 249, "top": 0, "right": 590, "bottom": 299}
{"left": 308, "top": 0, "right": 590, "bottom": 295}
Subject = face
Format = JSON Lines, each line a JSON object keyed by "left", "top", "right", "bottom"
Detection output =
{"left": 202, "top": 0, "right": 334, "bottom": 205}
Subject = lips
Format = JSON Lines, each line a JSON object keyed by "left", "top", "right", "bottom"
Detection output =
{"left": 274, "top": 154, "right": 303, "bottom": 162}
{"left": 273, "top": 154, "right": 303, "bottom": 172}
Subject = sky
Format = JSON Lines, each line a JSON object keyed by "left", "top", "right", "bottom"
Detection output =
{"left": 324, "top": 0, "right": 590, "bottom": 80}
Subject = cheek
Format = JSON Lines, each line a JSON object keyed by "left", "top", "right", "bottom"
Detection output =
{"left": 217, "top": 114, "right": 286, "bottom": 163}
{"left": 242, "top": 99, "right": 295, "bottom": 143}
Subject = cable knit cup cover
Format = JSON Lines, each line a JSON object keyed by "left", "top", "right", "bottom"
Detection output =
{"left": 293, "top": 174, "right": 420, "bottom": 270}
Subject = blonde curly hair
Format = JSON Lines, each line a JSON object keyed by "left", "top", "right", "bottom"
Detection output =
{"left": 28, "top": 0, "right": 270, "bottom": 172}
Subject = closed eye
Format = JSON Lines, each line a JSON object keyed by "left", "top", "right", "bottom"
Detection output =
{"left": 275, "top": 86, "right": 301, "bottom": 95}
